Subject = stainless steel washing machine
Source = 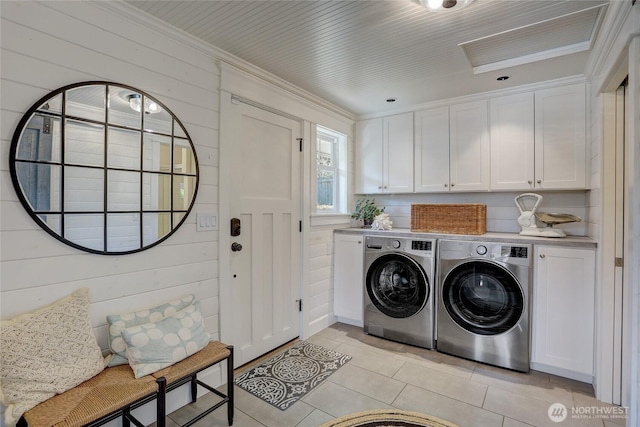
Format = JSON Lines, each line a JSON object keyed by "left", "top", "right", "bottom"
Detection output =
{"left": 363, "top": 235, "right": 436, "bottom": 349}
{"left": 437, "top": 239, "right": 531, "bottom": 372}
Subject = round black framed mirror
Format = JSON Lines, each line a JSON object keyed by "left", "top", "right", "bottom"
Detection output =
{"left": 10, "top": 81, "right": 199, "bottom": 255}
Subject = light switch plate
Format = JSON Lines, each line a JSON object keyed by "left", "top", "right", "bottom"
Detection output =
{"left": 196, "top": 213, "right": 218, "bottom": 231}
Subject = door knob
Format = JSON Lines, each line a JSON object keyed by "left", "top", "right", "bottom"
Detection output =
{"left": 231, "top": 242, "right": 243, "bottom": 252}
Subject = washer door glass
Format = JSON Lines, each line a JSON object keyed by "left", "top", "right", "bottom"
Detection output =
{"left": 442, "top": 260, "right": 524, "bottom": 335}
{"left": 366, "top": 253, "right": 429, "bottom": 319}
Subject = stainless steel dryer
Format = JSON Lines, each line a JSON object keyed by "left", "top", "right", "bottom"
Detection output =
{"left": 363, "top": 235, "right": 436, "bottom": 349}
{"left": 437, "top": 239, "right": 532, "bottom": 372}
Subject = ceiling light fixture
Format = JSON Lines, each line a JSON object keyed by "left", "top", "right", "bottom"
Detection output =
{"left": 420, "top": 0, "right": 475, "bottom": 12}
{"left": 128, "top": 94, "right": 161, "bottom": 114}
{"left": 496, "top": 75, "right": 510, "bottom": 81}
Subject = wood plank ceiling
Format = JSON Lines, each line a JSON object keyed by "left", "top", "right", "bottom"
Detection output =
{"left": 126, "top": 0, "right": 608, "bottom": 116}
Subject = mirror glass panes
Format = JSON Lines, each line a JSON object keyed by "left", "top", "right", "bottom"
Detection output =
{"left": 10, "top": 82, "right": 199, "bottom": 254}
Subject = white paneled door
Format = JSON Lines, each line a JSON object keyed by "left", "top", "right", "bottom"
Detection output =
{"left": 222, "top": 98, "right": 302, "bottom": 367}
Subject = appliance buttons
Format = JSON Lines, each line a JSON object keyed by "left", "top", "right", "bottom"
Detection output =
{"left": 476, "top": 245, "right": 488, "bottom": 255}
{"left": 391, "top": 240, "right": 402, "bottom": 249}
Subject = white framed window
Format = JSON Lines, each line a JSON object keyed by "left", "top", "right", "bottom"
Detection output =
{"left": 315, "top": 125, "right": 347, "bottom": 214}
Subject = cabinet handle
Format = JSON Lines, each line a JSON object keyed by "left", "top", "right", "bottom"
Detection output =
{"left": 537, "top": 180, "right": 542, "bottom": 184}
{"left": 450, "top": 183, "right": 455, "bottom": 187}
{"left": 378, "top": 186, "right": 382, "bottom": 189}
{"left": 539, "top": 253, "right": 546, "bottom": 258}
{"left": 444, "top": 184, "right": 448, "bottom": 188}
{"left": 358, "top": 240, "right": 362, "bottom": 244}
{"left": 384, "top": 186, "right": 388, "bottom": 189}
{"left": 528, "top": 180, "right": 532, "bottom": 185}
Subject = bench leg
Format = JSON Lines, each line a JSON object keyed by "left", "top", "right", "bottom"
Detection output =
{"left": 227, "top": 345, "right": 234, "bottom": 426}
{"left": 157, "top": 376, "right": 167, "bottom": 427}
{"left": 191, "top": 373, "right": 198, "bottom": 403}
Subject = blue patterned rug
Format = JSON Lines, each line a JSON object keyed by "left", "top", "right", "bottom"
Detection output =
{"left": 234, "top": 340, "right": 351, "bottom": 410}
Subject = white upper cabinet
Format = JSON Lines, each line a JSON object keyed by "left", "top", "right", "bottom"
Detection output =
{"left": 355, "top": 118, "right": 383, "bottom": 194}
{"left": 534, "top": 83, "right": 587, "bottom": 189}
{"left": 449, "top": 100, "right": 490, "bottom": 192}
{"left": 490, "top": 93, "right": 535, "bottom": 190}
{"left": 355, "top": 112, "right": 414, "bottom": 194}
{"left": 414, "top": 106, "right": 450, "bottom": 192}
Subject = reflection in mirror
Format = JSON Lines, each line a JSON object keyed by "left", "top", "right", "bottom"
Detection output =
{"left": 144, "top": 104, "right": 172, "bottom": 135}
{"left": 15, "top": 163, "right": 61, "bottom": 212}
{"left": 16, "top": 114, "right": 61, "bottom": 162}
{"left": 10, "top": 82, "right": 198, "bottom": 254}
{"left": 64, "top": 166, "right": 104, "bottom": 211}
{"left": 143, "top": 173, "right": 171, "bottom": 211}
{"left": 38, "top": 94, "right": 62, "bottom": 114}
{"left": 66, "top": 85, "right": 105, "bottom": 121}
{"left": 143, "top": 212, "right": 171, "bottom": 246}
{"left": 66, "top": 120, "right": 105, "bottom": 167}
{"left": 107, "top": 213, "right": 141, "bottom": 252}
{"left": 109, "top": 87, "right": 141, "bottom": 129}
{"left": 174, "top": 138, "right": 196, "bottom": 174}
{"left": 108, "top": 128, "right": 141, "bottom": 169}
{"left": 108, "top": 170, "right": 141, "bottom": 211}
{"left": 65, "top": 214, "right": 104, "bottom": 252}
{"left": 173, "top": 176, "right": 197, "bottom": 211}
{"left": 143, "top": 133, "right": 171, "bottom": 172}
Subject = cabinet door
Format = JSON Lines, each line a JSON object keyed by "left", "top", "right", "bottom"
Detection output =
{"left": 490, "top": 93, "right": 535, "bottom": 190}
{"left": 383, "top": 113, "right": 414, "bottom": 193}
{"left": 532, "top": 245, "right": 595, "bottom": 379}
{"left": 333, "top": 234, "right": 364, "bottom": 324}
{"left": 414, "top": 107, "right": 450, "bottom": 192}
{"left": 534, "top": 83, "right": 587, "bottom": 189}
{"left": 449, "top": 100, "right": 490, "bottom": 191}
{"left": 355, "top": 118, "right": 383, "bottom": 193}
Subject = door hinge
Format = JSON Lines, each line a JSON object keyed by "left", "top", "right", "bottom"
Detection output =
{"left": 296, "top": 299, "right": 303, "bottom": 312}
{"left": 299, "top": 220, "right": 302, "bottom": 232}
{"left": 615, "top": 257, "right": 623, "bottom": 267}
{"left": 297, "top": 138, "right": 303, "bottom": 152}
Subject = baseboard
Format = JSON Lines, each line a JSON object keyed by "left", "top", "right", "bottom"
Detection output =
{"left": 335, "top": 316, "right": 364, "bottom": 328}
{"left": 531, "top": 362, "right": 594, "bottom": 384}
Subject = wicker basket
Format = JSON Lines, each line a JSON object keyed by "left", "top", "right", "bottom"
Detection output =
{"left": 411, "top": 204, "right": 487, "bottom": 235}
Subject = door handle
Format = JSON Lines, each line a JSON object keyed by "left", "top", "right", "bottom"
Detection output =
{"left": 231, "top": 242, "right": 243, "bottom": 252}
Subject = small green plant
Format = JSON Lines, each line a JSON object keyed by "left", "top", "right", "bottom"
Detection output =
{"left": 351, "top": 198, "right": 384, "bottom": 223}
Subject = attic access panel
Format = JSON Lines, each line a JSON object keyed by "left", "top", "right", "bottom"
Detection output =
{"left": 459, "top": 5, "right": 607, "bottom": 74}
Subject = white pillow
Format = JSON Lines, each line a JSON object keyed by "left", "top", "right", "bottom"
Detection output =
{"left": 106, "top": 294, "right": 195, "bottom": 366}
{"left": 0, "top": 288, "right": 105, "bottom": 426}
{"left": 120, "top": 302, "right": 210, "bottom": 379}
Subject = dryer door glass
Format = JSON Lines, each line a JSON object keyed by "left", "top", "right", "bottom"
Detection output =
{"left": 442, "top": 260, "right": 524, "bottom": 335}
{"left": 366, "top": 253, "right": 429, "bottom": 318}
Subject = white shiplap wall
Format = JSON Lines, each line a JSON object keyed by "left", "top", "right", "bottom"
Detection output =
{"left": 0, "top": 1, "right": 220, "bottom": 423}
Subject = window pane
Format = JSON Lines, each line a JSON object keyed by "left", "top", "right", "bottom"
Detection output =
{"left": 174, "top": 138, "right": 196, "bottom": 174}
{"left": 173, "top": 176, "right": 196, "bottom": 210}
{"left": 143, "top": 173, "right": 171, "bottom": 211}
{"left": 17, "top": 114, "right": 62, "bottom": 163}
{"left": 108, "top": 87, "right": 141, "bottom": 129}
{"left": 143, "top": 133, "right": 172, "bottom": 172}
{"left": 317, "top": 170, "right": 335, "bottom": 210}
{"left": 15, "top": 162, "right": 61, "bottom": 212}
{"left": 317, "top": 136, "right": 333, "bottom": 167}
{"left": 143, "top": 212, "right": 171, "bottom": 246}
{"left": 66, "top": 85, "right": 105, "bottom": 122}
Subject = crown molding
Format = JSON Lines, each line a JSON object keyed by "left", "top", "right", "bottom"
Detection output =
{"left": 92, "top": 1, "right": 355, "bottom": 121}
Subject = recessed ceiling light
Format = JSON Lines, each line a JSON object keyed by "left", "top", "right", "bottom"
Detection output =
{"left": 420, "top": 0, "right": 475, "bottom": 12}
{"left": 386, "top": 98, "right": 397, "bottom": 103}
{"left": 496, "top": 75, "right": 510, "bottom": 81}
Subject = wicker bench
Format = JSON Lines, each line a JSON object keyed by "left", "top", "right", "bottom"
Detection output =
{"left": 17, "top": 341, "right": 234, "bottom": 427}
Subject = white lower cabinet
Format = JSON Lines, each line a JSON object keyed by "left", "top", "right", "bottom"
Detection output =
{"left": 532, "top": 245, "right": 595, "bottom": 382}
{"left": 333, "top": 233, "right": 364, "bottom": 325}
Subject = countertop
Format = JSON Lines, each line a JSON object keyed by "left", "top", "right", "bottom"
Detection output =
{"left": 334, "top": 228, "right": 597, "bottom": 249}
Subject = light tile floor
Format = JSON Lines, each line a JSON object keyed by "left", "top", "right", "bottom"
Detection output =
{"left": 165, "top": 323, "right": 628, "bottom": 427}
